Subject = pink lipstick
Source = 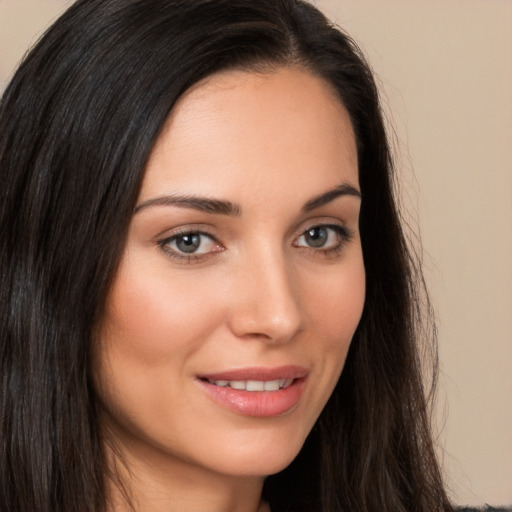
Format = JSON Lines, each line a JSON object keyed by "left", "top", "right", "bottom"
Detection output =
{"left": 196, "top": 365, "right": 308, "bottom": 417}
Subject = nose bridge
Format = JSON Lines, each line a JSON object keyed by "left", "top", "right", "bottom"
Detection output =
{"left": 228, "top": 242, "right": 302, "bottom": 342}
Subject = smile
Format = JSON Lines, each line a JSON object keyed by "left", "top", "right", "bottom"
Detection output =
{"left": 206, "top": 378, "right": 294, "bottom": 391}
{"left": 197, "top": 366, "right": 308, "bottom": 417}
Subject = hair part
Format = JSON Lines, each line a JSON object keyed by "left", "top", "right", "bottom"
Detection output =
{"left": 0, "top": 1, "right": 453, "bottom": 511}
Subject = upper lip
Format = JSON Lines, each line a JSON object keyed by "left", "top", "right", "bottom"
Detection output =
{"left": 198, "top": 365, "right": 308, "bottom": 382}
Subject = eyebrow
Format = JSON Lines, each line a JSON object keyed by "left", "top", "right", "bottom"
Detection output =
{"left": 134, "top": 195, "right": 242, "bottom": 216}
{"left": 134, "top": 182, "right": 360, "bottom": 216}
{"left": 301, "top": 183, "right": 361, "bottom": 212}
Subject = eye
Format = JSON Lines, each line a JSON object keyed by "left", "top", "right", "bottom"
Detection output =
{"left": 159, "top": 230, "right": 222, "bottom": 259}
{"left": 294, "top": 224, "right": 352, "bottom": 251}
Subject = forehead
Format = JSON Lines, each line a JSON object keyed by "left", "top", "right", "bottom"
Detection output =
{"left": 141, "top": 67, "right": 358, "bottom": 204}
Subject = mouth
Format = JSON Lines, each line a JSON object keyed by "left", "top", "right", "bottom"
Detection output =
{"left": 196, "top": 366, "right": 308, "bottom": 417}
{"left": 200, "top": 377, "right": 294, "bottom": 391}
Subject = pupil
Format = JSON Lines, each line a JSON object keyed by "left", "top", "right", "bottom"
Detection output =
{"left": 306, "top": 228, "right": 327, "bottom": 247}
{"left": 177, "top": 233, "right": 200, "bottom": 253}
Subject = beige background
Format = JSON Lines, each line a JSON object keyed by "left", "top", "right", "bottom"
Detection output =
{"left": 1, "top": 0, "right": 511, "bottom": 507}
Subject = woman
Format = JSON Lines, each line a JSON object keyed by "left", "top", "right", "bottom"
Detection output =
{"left": 0, "top": 0, "right": 453, "bottom": 511}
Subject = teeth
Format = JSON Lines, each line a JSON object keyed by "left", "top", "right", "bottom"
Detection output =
{"left": 247, "top": 380, "right": 265, "bottom": 391}
{"left": 263, "top": 380, "right": 280, "bottom": 391}
{"left": 209, "top": 378, "right": 294, "bottom": 391}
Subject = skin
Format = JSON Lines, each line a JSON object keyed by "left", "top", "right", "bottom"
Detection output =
{"left": 94, "top": 66, "right": 365, "bottom": 512}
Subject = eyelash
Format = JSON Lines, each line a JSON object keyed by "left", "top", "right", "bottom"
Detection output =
{"left": 158, "top": 228, "right": 222, "bottom": 264}
{"left": 157, "top": 224, "right": 354, "bottom": 264}
{"left": 294, "top": 224, "right": 354, "bottom": 259}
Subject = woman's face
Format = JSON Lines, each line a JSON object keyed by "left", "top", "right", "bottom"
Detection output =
{"left": 94, "top": 67, "right": 365, "bottom": 479}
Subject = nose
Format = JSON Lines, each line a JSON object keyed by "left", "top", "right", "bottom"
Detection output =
{"left": 227, "top": 248, "right": 303, "bottom": 344}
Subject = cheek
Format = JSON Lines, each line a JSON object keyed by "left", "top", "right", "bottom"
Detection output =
{"left": 92, "top": 257, "right": 224, "bottom": 436}
{"left": 100, "top": 255, "right": 225, "bottom": 365}
{"left": 288, "top": 256, "right": 365, "bottom": 433}
{"left": 301, "top": 252, "right": 365, "bottom": 375}
{"left": 307, "top": 257, "right": 366, "bottom": 346}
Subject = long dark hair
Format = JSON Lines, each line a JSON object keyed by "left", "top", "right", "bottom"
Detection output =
{"left": 0, "top": 1, "right": 453, "bottom": 511}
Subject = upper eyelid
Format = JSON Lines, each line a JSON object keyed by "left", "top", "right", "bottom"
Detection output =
{"left": 161, "top": 230, "right": 216, "bottom": 242}
{"left": 158, "top": 230, "right": 222, "bottom": 263}
{"left": 157, "top": 228, "right": 220, "bottom": 252}
{"left": 295, "top": 224, "right": 353, "bottom": 245}
{"left": 156, "top": 219, "right": 352, "bottom": 241}
{"left": 293, "top": 217, "right": 351, "bottom": 236}
{"left": 157, "top": 224, "right": 218, "bottom": 241}
{"left": 299, "top": 224, "right": 350, "bottom": 235}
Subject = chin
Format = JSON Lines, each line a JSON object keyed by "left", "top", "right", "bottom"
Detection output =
{"left": 195, "top": 424, "right": 310, "bottom": 478}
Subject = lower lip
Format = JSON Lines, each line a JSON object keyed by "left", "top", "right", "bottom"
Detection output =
{"left": 197, "top": 379, "right": 306, "bottom": 417}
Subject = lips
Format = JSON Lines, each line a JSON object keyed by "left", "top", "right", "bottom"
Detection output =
{"left": 196, "top": 365, "right": 308, "bottom": 417}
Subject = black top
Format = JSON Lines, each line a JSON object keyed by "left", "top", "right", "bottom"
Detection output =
{"left": 458, "top": 507, "right": 512, "bottom": 512}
